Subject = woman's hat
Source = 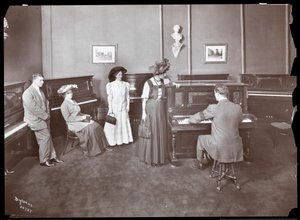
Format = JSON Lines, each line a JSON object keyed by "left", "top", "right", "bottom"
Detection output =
{"left": 149, "top": 58, "right": 170, "bottom": 75}
{"left": 108, "top": 66, "right": 127, "bottom": 82}
{"left": 57, "top": 84, "right": 78, "bottom": 95}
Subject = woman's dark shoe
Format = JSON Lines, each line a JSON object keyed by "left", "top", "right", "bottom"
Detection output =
{"left": 40, "top": 160, "right": 55, "bottom": 167}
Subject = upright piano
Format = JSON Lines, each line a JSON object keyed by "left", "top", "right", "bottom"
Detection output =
{"left": 166, "top": 81, "right": 257, "bottom": 166}
{"left": 240, "top": 74, "right": 296, "bottom": 121}
{"left": 43, "top": 75, "right": 99, "bottom": 138}
{"left": 4, "top": 82, "right": 37, "bottom": 170}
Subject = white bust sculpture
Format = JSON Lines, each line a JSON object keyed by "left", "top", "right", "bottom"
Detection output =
{"left": 171, "top": 25, "right": 183, "bottom": 58}
{"left": 4, "top": 17, "right": 9, "bottom": 40}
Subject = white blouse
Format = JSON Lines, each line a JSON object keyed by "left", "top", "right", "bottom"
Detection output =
{"left": 141, "top": 77, "right": 162, "bottom": 100}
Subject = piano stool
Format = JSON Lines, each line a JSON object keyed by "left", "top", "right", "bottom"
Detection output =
{"left": 62, "top": 129, "right": 80, "bottom": 156}
{"left": 209, "top": 160, "right": 241, "bottom": 191}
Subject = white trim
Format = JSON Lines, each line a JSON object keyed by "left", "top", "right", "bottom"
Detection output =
{"left": 248, "top": 93, "right": 292, "bottom": 98}
{"left": 240, "top": 4, "right": 245, "bottom": 74}
{"left": 285, "top": 4, "right": 289, "bottom": 74}
{"left": 187, "top": 4, "right": 191, "bottom": 75}
{"left": 160, "top": 5, "right": 163, "bottom": 60}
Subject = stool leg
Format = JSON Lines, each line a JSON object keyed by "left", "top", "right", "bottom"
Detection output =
{"left": 230, "top": 163, "right": 240, "bottom": 190}
{"left": 209, "top": 160, "right": 218, "bottom": 178}
{"left": 217, "top": 163, "right": 224, "bottom": 191}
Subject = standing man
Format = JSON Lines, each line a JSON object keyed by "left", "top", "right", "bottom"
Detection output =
{"left": 189, "top": 84, "right": 244, "bottom": 169}
{"left": 22, "top": 74, "right": 63, "bottom": 167}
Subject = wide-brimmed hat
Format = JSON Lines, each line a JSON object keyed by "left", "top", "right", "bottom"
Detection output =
{"left": 108, "top": 66, "right": 127, "bottom": 82}
{"left": 57, "top": 84, "right": 78, "bottom": 95}
{"left": 149, "top": 58, "right": 170, "bottom": 75}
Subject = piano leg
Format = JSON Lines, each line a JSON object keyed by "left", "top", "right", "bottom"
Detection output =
{"left": 170, "top": 132, "right": 181, "bottom": 167}
{"left": 242, "top": 130, "right": 253, "bottom": 164}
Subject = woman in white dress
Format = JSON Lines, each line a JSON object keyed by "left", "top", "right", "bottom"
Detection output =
{"left": 104, "top": 66, "right": 133, "bottom": 146}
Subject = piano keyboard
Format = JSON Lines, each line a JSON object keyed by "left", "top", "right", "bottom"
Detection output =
{"left": 5, "top": 121, "right": 28, "bottom": 139}
{"left": 177, "top": 118, "right": 212, "bottom": 124}
{"left": 176, "top": 117, "right": 252, "bottom": 124}
{"left": 51, "top": 98, "right": 98, "bottom": 111}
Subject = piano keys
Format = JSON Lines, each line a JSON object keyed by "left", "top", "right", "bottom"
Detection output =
{"left": 166, "top": 81, "right": 257, "bottom": 166}
{"left": 42, "top": 75, "right": 99, "bottom": 138}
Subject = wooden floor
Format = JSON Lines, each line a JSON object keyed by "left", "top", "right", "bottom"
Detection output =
{"left": 4, "top": 120, "right": 298, "bottom": 217}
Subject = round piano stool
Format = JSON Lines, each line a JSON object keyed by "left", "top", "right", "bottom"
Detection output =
{"left": 62, "top": 129, "right": 80, "bottom": 156}
{"left": 209, "top": 160, "right": 240, "bottom": 191}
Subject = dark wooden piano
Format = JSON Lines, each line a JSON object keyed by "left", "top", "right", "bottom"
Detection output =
{"left": 4, "top": 82, "right": 37, "bottom": 171}
{"left": 42, "top": 75, "right": 99, "bottom": 138}
{"left": 166, "top": 81, "right": 257, "bottom": 166}
{"left": 240, "top": 74, "right": 296, "bottom": 121}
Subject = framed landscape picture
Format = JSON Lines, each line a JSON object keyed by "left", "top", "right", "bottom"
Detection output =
{"left": 92, "top": 45, "right": 117, "bottom": 64}
{"left": 204, "top": 44, "right": 227, "bottom": 63}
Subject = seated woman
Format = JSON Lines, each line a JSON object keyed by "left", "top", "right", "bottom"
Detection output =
{"left": 58, "top": 84, "right": 111, "bottom": 157}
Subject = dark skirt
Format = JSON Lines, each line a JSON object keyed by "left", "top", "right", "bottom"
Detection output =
{"left": 76, "top": 121, "right": 108, "bottom": 157}
{"left": 138, "top": 99, "right": 168, "bottom": 165}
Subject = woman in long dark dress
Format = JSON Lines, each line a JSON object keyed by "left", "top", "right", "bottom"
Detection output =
{"left": 58, "top": 84, "right": 111, "bottom": 157}
{"left": 138, "top": 58, "right": 171, "bottom": 166}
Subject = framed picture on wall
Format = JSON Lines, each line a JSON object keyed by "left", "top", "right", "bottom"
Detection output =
{"left": 92, "top": 45, "right": 117, "bottom": 64}
{"left": 204, "top": 44, "right": 227, "bottom": 63}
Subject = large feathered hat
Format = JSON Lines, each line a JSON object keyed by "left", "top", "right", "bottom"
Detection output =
{"left": 149, "top": 58, "right": 170, "bottom": 75}
{"left": 57, "top": 84, "right": 78, "bottom": 95}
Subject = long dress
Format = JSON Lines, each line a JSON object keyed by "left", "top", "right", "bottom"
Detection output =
{"left": 103, "top": 80, "right": 133, "bottom": 146}
{"left": 138, "top": 78, "right": 168, "bottom": 165}
{"left": 60, "top": 98, "right": 108, "bottom": 157}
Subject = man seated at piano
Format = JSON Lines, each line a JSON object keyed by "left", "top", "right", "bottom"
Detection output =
{"left": 189, "top": 84, "right": 244, "bottom": 169}
{"left": 58, "top": 84, "right": 112, "bottom": 157}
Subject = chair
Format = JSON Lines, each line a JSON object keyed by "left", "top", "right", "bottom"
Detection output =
{"left": 270, "top": 121, "right": 292, "bottom": 151}
{"left": 269, "top": 107, "right": 295, "bottom": 151}
{"left": 209, "top": 160, "right": 240, "bottom": 191}
{"left": 62, "top": 128, "right": 80, "bottom": 155}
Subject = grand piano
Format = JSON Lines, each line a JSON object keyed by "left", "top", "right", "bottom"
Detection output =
{"left": 166, "top": 81, "right": 257, "bottom": 166}
{"left": 42, "top": 75, "right": 99, "bottom": 138}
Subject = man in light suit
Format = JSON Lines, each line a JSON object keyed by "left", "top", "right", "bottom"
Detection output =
{"left": 189, "top": 84, "right": 243, "bottom": 169}
{"left": 22, "top": 74, "right": 63, "bottom": 167}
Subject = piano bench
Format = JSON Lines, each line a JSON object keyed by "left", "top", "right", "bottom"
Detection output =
{"left": 62, "top": 130, "right": 80, "bottom": 156}
{"left": 209, "top": 160, "right": 241, "bottom": 191}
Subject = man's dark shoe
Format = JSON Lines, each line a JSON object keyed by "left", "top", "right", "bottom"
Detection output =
{"left": 50, "top": 158, "right": 64, "bottom": 163}
{"left": 40, "top": 160, "right": 55, "bottom": 167}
